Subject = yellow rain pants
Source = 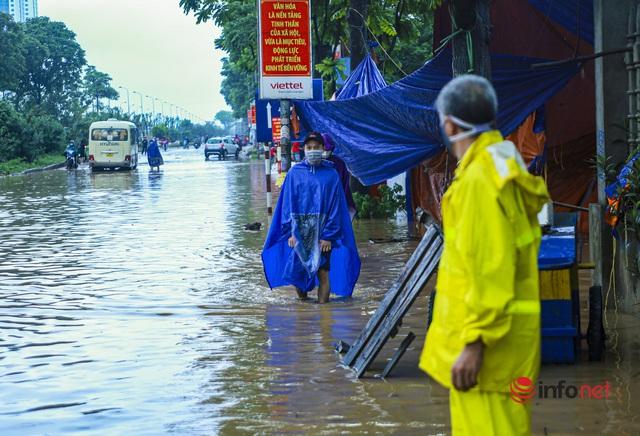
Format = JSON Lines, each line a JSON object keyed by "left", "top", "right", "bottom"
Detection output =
{"left": 450, "top": 389, "right": 531, "bottom": 436}
{"left": 419, "top": 130, "right": 549, "bottom": 435}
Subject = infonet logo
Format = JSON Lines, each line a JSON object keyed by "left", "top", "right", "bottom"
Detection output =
{"left": 510, "top": 377, "right": 611, "bottom": 404}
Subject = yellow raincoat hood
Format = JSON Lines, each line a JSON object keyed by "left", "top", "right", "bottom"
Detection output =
{"left": 420, "top": 130, "right": 550, "bottom": 392}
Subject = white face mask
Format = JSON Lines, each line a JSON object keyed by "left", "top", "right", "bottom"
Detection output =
{"left": 306, "top": 150, "right": 323, "bottom": 165}
{"left": 438, "top": 113, "right": 493, "bottom": 148}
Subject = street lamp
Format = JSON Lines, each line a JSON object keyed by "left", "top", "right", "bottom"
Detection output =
{"left": 146, "top": 95, "right": 155, "bottom": 116}
{"left": 132, "top": 91, "right": 144, "bottom": 115}
{"left": 118, "top": 86, "right": 131, "bottom": 114}
{"left": 146, "top": 95, "right": 156, "bottom": 126}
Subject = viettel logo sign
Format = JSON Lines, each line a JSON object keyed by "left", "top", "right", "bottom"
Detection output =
{"left": 510, "top": 377, "right": 536, "bottom": 404}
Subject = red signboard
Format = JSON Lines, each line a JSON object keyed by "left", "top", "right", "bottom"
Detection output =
{"left": 271, "top": 117, "right": 282, "bottom": 142}
{"left": 258, "top": 0, "right": 313, "bottom": 99}
{"left": 248, "top": 104, "right": 257, "bottom": 126}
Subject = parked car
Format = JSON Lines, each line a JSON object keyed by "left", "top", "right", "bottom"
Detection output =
{"left": 204, "top": 137, "right": 239, "bottom": 160}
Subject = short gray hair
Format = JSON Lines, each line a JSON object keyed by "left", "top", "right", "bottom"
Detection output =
{"left": 435, "top": 75, "right": 498, "bottom": 125}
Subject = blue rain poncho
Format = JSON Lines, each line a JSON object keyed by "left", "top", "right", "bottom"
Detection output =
{"left": 147, "top": 140, "right": 164, "bottom": 167}
{"left": 262, "top": 160, "right": 361, "bottom": 296}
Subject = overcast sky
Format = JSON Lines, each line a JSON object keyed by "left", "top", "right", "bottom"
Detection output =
{"left": 40, "top": 0, "right": 229, "bottom": 121}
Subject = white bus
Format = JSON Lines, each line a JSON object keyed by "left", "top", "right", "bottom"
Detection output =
{"left": 88, "top": 119, "right": 139, "bottom": 171}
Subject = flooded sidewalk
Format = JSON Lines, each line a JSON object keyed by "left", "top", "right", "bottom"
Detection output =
{"left": 0, "top": 154, "right": 639, "bottom": 434}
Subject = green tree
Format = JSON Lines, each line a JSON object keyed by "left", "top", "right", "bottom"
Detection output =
{"left": 0, "top": 101, "right": 27, "bottom": 162}
{"left": 152, "top": 124, "right": 170, "bottom": 139}
{"left": 83, "top": 66, "right": 119, "bottom": 112}
{"left": 215, "top": 110, "right": 235, "bottom": 132}
{"left": 15, "top": 17, "right": 87, "bottom": 119}
{"left": 0, "top": 13, "right": 26, "bottom": 94}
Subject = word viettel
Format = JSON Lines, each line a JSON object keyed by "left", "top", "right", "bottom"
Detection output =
{"left": 270, "top": 82, "right": 303, "bottom": 90}
{"left": 510, "top": 377, "right": 611, "bottom": 404}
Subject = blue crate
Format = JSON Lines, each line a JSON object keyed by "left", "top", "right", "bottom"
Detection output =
{"left": 542, "top": 326, "right": 578, "bottom": 363}
{"left": 541, "top": 300, "right": 573, "bottom": 327}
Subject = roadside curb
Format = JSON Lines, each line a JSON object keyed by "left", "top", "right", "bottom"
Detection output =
{"left": 10, "top": 161, "right": 66, "bottom": 177}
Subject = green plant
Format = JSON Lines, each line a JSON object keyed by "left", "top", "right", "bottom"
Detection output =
{"left": 600, "top": 147, "right": 640, "bottom": 239}
{"left": 353, "top": 183, "right": 405, "bottom": 219}
{"left": 315, "top": 57, "right": 348, "bottom": 99}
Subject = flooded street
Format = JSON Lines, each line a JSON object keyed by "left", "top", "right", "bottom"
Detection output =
{"left": 1, "top": 149, "right": 640, "bottom": 435}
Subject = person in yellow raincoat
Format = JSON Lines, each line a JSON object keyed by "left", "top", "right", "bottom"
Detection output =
{"left": 419, "top": 75, "right": 550, "bottom": 435}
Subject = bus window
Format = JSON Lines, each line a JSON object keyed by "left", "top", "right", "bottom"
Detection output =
{"left": 91, "top": 128, "right": 129, "bottom": 142}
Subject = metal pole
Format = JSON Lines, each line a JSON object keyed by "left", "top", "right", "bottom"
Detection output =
{"left": 629, "top": 5, "right": 640, "bottom": 151}
{"left": 119, "top": 86, "right": 131, "bottom": 114}
{"left": 264, "top": 143, "right": 273, "bottom": 215}
{"left": 146, "top": 95, "right": 155, "bottom": 130}
{"left": 147, "top": 95, "right": 155, "bottom": 116}
{"left": 627, "top": 5, "right": 636, "bottom": 148}
{"left": 280, "top": 99, "right": 291, "bottom": 172}
{"left": 589, "top": 203, "right": 603, "bottom": 288}
{"left": 133, "top": 91, "right": 144, "bottom": 114}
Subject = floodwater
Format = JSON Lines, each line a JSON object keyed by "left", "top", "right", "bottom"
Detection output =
{"left": 0, "top": 149, "right": 639, "bottom": 435}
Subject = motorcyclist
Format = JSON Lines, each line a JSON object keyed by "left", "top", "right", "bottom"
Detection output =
{"left": 64, "top": 141, "right": 78, "bottom": 169}
{"left": 79, "top": 138, "right": 88, "bottom": 162}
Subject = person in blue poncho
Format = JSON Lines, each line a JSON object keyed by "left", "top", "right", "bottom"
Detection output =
{"left": 147, "top": 137, "right": 164, "bottom": 171}
{"left": 262, "top": 132, "right": 361, "bottom": 303}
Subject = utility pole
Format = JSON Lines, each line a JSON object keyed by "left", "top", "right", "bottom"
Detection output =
{"left": 280, "top": 100, "right": 291, "bottom": 172}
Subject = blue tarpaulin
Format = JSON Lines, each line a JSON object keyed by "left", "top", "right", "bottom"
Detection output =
{"left": 335, "top": 54, "right": 388, "bottom": 100}
{"left": 297, "top": 50, "right": 580, "bottom": 186}
{"left": 528, "top": 0, "right": 594, "bottom": 45}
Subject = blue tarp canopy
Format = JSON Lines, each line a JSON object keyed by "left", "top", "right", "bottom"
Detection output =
{"left": 335, "top": 54, "right": 388, "bottom": 100}
{"left": 297, "top": 50, "right": 580, "bottom": 186}
{"left": 528, "top": 0, "right": 594, "bottom": 45}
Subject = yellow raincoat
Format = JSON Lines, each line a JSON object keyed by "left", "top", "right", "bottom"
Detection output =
{"left": 419, "top": 130, "right": 549, "bottom": 434}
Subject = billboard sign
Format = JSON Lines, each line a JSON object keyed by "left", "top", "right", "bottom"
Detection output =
{"left": 255, "top": 78, "right": 323, "bottom": 143}
{"left": 258, "top": 0, "right": 313, "bottom": 100}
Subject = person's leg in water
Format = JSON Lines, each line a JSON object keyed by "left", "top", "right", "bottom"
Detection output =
{"left": 317, "top": 269, "right": 330, "bottom": 303}
{"left": 317, "top": 248, "right": 331, "bottom": 303}
{"left": 295, "top": 287, "right": 308, "bottom": 300}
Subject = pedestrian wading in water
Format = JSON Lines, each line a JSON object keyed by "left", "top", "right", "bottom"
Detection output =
{"left": 262, "top": 132, "right": 361, "bottom": 303}
{"left": 147, "top": 137, "right": 164, "bottom": 171}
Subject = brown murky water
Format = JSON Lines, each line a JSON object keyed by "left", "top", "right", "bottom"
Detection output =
{"left": 0, "top": 149, "right": 639, "bottom": 435}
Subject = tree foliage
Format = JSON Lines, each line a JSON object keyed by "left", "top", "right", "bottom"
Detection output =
{"left": 83, "top": 66, "right": 119, "bottom": 112}
{"left": 0, "top": 13, "right": 26, "bottom": 93}
{"left": 215, "top": 110, "right": 234, "bottom": 131}
{"left": 15, "top": 17, "right": 87, "bottom": 118}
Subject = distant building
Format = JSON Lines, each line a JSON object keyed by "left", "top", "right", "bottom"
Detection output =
{"left": 1, "top": 0, "right": 38, "bottom": 23}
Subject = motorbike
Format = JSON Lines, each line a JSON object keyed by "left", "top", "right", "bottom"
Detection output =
{"left": 65, "top": 147, "right": 78, "bottom": 170}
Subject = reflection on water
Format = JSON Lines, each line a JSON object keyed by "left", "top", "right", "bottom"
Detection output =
{"left": 1, "top": 149, "right": 639, "bottom": 434}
